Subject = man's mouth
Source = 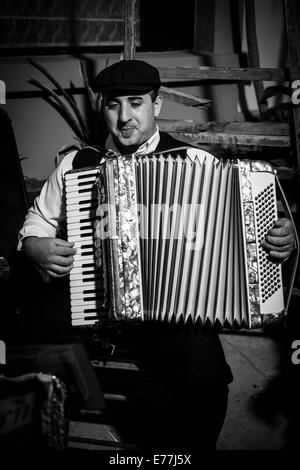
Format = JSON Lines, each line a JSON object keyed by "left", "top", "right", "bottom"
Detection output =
{"left": 119, "top": 127, "right": 136, "bottom": 137}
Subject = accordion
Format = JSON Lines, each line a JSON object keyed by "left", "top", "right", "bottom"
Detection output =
{"left": 65, "top": 147, "right": 294, "bottom": 330}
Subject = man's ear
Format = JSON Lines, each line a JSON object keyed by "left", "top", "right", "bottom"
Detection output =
{"left": 154, "top": 95, "right": 163, "bottom": 118}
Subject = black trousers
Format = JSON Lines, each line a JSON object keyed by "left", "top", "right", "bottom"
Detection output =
{"left": 4, "top": 252, "right": 232, "bottom": 450}
{"left": 110, "top": 321, "right": 232, "bottom": 450}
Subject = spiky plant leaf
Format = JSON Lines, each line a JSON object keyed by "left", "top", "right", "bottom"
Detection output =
{"left": 79, "top": 59, "right": 98, "bottom": 112}
{"left": 28, "top": 78, "right": 88, "bottom": 143}
{"left": 28, "top": 57, "right": 89, "bottom": 140}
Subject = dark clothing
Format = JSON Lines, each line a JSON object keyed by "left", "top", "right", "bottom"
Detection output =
{"left": 156, "top": 131, "right": 193, "bottom": 153}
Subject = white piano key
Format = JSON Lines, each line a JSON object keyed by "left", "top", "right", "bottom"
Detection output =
{"left": 70, "top": 273, "right": 96, "bottom": 282}
{"left": 65, "top": 168, "right": 98, "bottom": 180}
{"left": 71, "top": 291, "right": 100, "bottom": 300}
{"left": 71, "top": 319, "right": 98, "bottom": 326}
{"left": 73, "top": 251, "right": 95, "bottom": 259}
{"left": 66, "top": 171, "right": 98, "bottom": 181}
{"left": 66, "top": 176, "right": 97, "bottom": 188}
{"left": 73, "top": 256, "right": 95, "bottom": 266}
{"left": 73, "top": 254, "right": 95, "bottom": 262}
{"left": 70, "top": 277, "right": 101, "bottom": 287}
{"left": 71, "top": 264, "right": 96, "bottom": 273}
{"left": 72, "top": 263, "right": 96, "bottom": 271}
{"left": 70, "top": 272, "right": 97, "bottom": 281}
{"left": 77, "top": 249, "right": 98, "bottom": 256}
{"left": 70, "top": 282, "right": 100, "bottom": 290}
{"left": 66, "top": 201, "right": 97, "bottom": 212}
{"left": 71, "top": 298, "right": 103, "bottom": 307}
{"left": 67, "top": 210, "right": 96, "bottom": 222}
{"left": 66, "top": 188, "right": 97, "bottom": 198}
{"left": 66, "top": 186, "right": 95, "bottom": 197}
{"left": 71, "top": 304, "right": 100, "bottom": 312}
{"left": 73, "top": 244, "right": 95, "bottom": 254}
{"left": 67, "top": 221, "right": 94, "bottom": 231}
{"left": 68, "top": 234, "right": 94, "bottom": 243}
{"left": 73, "top": 238, "right": 94, "bottom": 247}
{"left": 71, "top": 312, "right": 100, "bottom": 319}
{"left": 70, "top": 284, "right": 103, "bottom": 293}
{"left": 66, "top": 193, "right": 96, "bottom": 204}
{"left": 68, "top": 227, "right": 94, "bottom": 237}
{"left": 73, "top": 251, "right": 95, "bottom": 260}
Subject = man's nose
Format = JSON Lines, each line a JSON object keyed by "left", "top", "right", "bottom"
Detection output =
{"left": 119, "top": 104, "right": 131, "bottom": 123}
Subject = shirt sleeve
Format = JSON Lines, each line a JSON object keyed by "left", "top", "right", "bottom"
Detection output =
{"left": 18, "top": 151, "right": 77, "bottom": 249}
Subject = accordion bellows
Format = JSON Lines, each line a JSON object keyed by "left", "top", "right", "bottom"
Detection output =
{"left": 65, "top": 148, "right": 285, "bottom": 329}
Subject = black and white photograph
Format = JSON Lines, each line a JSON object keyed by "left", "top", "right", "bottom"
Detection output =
{"left": 0, "top": 0, "right": 300, "bottom": 460}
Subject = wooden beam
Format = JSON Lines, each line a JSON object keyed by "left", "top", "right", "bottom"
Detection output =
{"left": 245, "top": 0, "right": 268, "bottom": 118}
{"left": 158, "top": 66, "right": 287, "bottom": 82}
{"left": 123, "top": 0, "right": 136, "bottom": 60}
{"left": 159, "top": 86, "right": 211, "bottom": 108}
{"left": 157, "top": 120, "right": 291, "bottom": 147}
{"left": 158, "top": 119, "right": 289, "bottom": 135}
{"left": 191, "top": 132, "right": 290, "bottom": 147}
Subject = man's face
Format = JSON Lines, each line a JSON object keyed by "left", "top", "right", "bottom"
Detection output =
{"left": 102, "top": 91, "right": 163, "bottom": 153}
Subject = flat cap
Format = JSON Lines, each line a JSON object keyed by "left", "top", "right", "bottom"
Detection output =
{"left": 92, "top": 60, "right": 161, "bottom": 94}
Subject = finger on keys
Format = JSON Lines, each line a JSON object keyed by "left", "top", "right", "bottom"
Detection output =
{"left": 55, "top": 239, "right": 77, "bottom": 255}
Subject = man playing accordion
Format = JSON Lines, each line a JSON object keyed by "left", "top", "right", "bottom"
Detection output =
{"left": 19, "top": 60, "right": 296, "bottom": 449}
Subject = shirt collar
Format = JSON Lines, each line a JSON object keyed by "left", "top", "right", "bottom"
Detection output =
{"left": 105, "top": 126, "right": 160, "bottom": 156}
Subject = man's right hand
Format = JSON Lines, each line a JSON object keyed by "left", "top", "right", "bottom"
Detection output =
{"left": 22, "top": 236, "right": 76, "bottom": 279}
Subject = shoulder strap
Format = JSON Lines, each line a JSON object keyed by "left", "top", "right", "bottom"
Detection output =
{"left": 72, "top": 145, "right": 105, "bottom": 170}
{"left": 276, "top": 175, "right": 299, "bottom": 316}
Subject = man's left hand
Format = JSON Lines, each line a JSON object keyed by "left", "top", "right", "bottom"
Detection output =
{"left": 261, "top": 217, "right": 296, "bottom": 261}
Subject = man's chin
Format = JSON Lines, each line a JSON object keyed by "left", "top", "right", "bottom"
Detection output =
{"left": 116, "top": 136, "right": 140, "bottom": 152}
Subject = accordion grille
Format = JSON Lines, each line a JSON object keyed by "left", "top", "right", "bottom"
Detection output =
{"left": 134, "top": 155, "right": 250, "bottom": 327}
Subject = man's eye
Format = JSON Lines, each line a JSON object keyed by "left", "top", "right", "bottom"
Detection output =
{"left": 131, "top": 101, "right": 142, "bottom": 107}
{"left": 106, "top": 103, "right": 118, "bottom": 109}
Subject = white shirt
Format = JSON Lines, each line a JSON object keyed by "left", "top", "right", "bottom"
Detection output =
{"left": 18, "top": 128, "right": 161, "bottom": 247}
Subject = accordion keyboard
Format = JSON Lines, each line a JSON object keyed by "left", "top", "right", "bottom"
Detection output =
{"left": 65, "top": 167, "right": 106, "bottom": 327}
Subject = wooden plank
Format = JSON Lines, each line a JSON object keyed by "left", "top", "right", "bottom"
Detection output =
{"left": 158, "top": 66, "right": 287, "bottom": 82}
{"left": 7, "top": 85, "right": 211, "bottom": 109}
{"left": 123, "top": 0, "right": 136, "bottom": 60}
{"left": 157, "top": 119, "right": 291, "bottom": 147}
{"left": 173, "top": 132, "right": 290, "bottom": 148}
{"left": 245, "top": 0, "right": 268, "bottom": 117}
{"left": 158, "top": 119, "right": 290, "bottom": 136}
{"left": 159, "top": 86, "right": 210, "bottom": 108}
{"left": 182, "top": 132, "right": 291, "bottom": 148}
